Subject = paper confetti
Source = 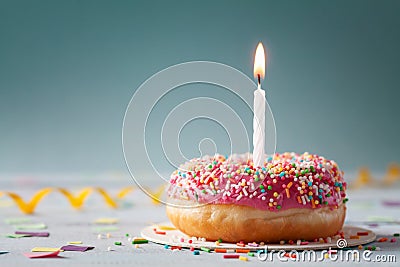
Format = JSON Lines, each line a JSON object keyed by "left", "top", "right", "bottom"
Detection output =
{"left": 94, "top": 218, "right": 119, "bottom": 224}
{"left": 31, "top": 247, "right": 62, "bottom": 252}
{"left": 68, "top": 241, "right": 82, "bottom": 244}
{"left": 23, "top": 250, "right": 60, "bottom": 258}
{"left": 14, "top": 223, "right": 47, "bottom": 230}
{"left": 60, "top": 245, "right": 94, "bottom": 252}
{"left": 15, "top": 231, "right": 50, "bottom": 237}
{"left": 5, "top": 234, "right": 31, "bottom": 238}
{"left": 5, "top": 217, "right": 32, "bottom": 225}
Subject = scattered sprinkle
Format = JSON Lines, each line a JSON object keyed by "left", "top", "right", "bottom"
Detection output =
{"left": 223, "top": 254, "right": 240, "bottom": 259}
{"left": 200, "top": 247, "right": 210, "bottom": 253}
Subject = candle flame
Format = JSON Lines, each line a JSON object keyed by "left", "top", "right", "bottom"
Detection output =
{"left": 253, "top": 42, "right": 266, "bottom": 82}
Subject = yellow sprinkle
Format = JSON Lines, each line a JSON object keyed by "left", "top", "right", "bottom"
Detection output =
{"left": 239, "top": 256, "right": 248, "bottom": 261}
{"left": 273, "top": 192, "right": 278, "bottom": 197}
{"left": 157, "top": 225, "right": 176, "bottom": 231}
{"left": 68, "top": 241, "right": 82, "bottom": 244}
{"left": 314, "top": 200, "right": 319, "bottom": 205}
{"left": 31, "top": 247, "right": 62, "bottom": 252}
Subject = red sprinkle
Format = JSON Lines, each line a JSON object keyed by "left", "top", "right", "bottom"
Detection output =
{"left": 223, "top": 254, "right": 240, "bottom": 259}
{"left": 155, "top": 231, "right": 166, "bottom": 235}
{"left": 236, "top": 243, "right": 246, "bottom": 247}
{"left": 357, "top": 232, "right": 369, "bottom": 236}
{"left": 190, "top": 247, "right": 194, "bottom": 251}
{"left": 390, "top": 238, "right": 397, "bottom": 243}
{"left": 284, "top": 252, "right": 296, "bottom": 258}
{"left": 215, "top": 249, "right": 227, "bottom": 253}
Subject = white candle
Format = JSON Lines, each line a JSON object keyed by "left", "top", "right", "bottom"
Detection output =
{"left": 253, "top": 84, "right": 265, "bottom": 167}
{"left": 252, "top": 42, "right": 266, "bottom": 167}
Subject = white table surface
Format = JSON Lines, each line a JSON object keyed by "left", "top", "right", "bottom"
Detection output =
{"left": 0, "top": 176, "right": 399, "bottom": 266}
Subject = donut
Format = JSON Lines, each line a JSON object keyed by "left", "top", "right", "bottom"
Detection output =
{"left": 166, "top": 152, "right": 347, "bottom": 243}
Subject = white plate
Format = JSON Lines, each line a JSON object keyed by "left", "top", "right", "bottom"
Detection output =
{"left": 141, "top": 223, "right": 376, "bottom": 251}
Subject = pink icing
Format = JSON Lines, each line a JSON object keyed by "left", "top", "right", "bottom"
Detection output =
{"left": 167, "top": 152, "right": 347, "bottom": 211}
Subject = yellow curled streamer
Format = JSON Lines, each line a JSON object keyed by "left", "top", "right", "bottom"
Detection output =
{"left": 57, "top": 187, "right": 92, "bottom": 209}
{"left": 1, "top": 188, "right": 53, "bottom": 214}
{"left": 117, "top": 186, "right": 134, "bottom": 198}
{"left": 0, "top": 185, "right": 167, "bottom": 214}
{"left": 94, "top": 187, "right": 118, "bottom": 208}
{"left": 145, "top": 185, "right": 165, "bottom": 205}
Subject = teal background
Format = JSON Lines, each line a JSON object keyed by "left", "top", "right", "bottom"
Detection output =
{"left": 0, "top": 0, "right": 399, "bottom": 174}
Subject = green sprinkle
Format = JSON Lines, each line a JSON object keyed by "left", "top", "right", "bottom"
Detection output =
{"left": 267, "top": 185, "right": 272, "bottom": 190}
{"left": 247, "top": 252, "right": 255, "bottom": 257}
{"left": 208, "top": 165, "right": 212, "bottom": 169}
{"left": 132, "top": 239, "right": 148, "bottom": 244}
{"left": 276, "top": 205, "right": 281, "bottom": 210}
{"left": 310, "top": 166, "right": 315, "bottom": 172}
{"left": 259, "top": 185, "right": 264, "bottom": 189}
{"left": 200, "top": 247, "right": 210, "bottom": 253}
{"left": 218, "top": 238, "right": 223, "bottom": 243}
{"left": 394, "top": 233, "right": 400, "bottom": 237}
{"left": 371, "top": 246, "right": 376, "bottom": 251}
{"left": 343, "top": 198, "right": 349, "bottom": 203}
{"left": 254, "top": 177, "right": 259, "bottom": 182}
{"left": 292, "top": 163, "right": 296, "bottom": 167}
{"left": 125, "top": 233, "right": 129, "bottom": 237}
{"left": 326, "top": 193, "right": 331, "bottom": 197}
{"left": 114, "top": 241, "right": 122, "bottom": 246}
{"left": 295, "top": 173, "right": 300, "bottom": 178}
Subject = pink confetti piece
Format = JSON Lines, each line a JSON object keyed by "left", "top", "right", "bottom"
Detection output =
{"left": 23, "top": 250, "right": 60, "bottom": 258}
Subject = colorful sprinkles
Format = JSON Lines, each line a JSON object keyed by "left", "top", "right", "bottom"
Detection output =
{"left": 168, "top": 152, "right": 347, "bottom": 211}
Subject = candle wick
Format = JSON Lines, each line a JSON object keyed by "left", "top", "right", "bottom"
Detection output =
{"left": 257, "top": 74, "right": 261, "bottom": 86}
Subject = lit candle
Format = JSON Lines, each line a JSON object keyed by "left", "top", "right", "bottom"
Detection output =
{"left": 253, "top": 42, "right": 266, "bottom": 167}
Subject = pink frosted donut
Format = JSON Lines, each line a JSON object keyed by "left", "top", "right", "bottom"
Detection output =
{"left": 166, "top": 152, "right": 347, "bottom": 242}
